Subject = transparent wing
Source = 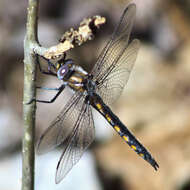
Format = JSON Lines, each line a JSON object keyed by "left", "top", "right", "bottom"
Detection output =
{"left": 96, "top": 39, "right": 140, "bottom": 105}
{"left": 91, "top": 3, "right": 136, "bottom": 81}
{"left": 37, "top": 91, "right": 83, "bottom": 154}
{"left": 55, "top": 102, "right": 95, "bottom": 183}
{"left": 90, "top": 4, "right": 138, "bottom": 105}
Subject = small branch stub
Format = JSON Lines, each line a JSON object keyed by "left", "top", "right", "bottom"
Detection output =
{"left": 43, "top": 15, "right": 106, "bottom": 59}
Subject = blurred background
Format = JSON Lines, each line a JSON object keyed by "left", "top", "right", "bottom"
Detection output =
{"left": 1, "top": 0, "right": 190, "bottom": 189}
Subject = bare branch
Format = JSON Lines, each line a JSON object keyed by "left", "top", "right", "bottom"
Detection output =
{"left": 22, "top": 0, "right": 39, "bottom": 190}
{"left": 34, "top": 15, "right": 106, "bottom": 59}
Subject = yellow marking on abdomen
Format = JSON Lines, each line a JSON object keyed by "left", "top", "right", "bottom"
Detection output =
{"left": 105, "top": 114, "right": 112, "bottom": 122}
{"left": 139, "top": 153, "right": 144, "bottom": 157}
{"left": 123, "top": 135, "right": 129, "bottom": 142}
{"left": 114, "top": 125, "right": 120, "bottom": 133}
{"left": 131, "top": 145, "right": 137, "bottom": 151}
{"left": 96, "top": 103, "right": 102, "bottom": 110}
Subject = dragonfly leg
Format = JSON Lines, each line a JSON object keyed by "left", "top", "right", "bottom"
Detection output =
{"left": 37, "top": 56, "right": 57, "bottom": 77}
{"left": 37, "top": 53, "right": 67, "bottom": 77}
{"left": 26, "top": 84, "right": 65, "bottom": 104}
{"left": 36, "top": 86, "right": 61, "bottom": 91}
{"left": 56, "top": 53, "right": 66, "bottom": 65}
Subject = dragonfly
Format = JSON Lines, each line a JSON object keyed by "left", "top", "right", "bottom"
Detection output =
{"left": 33, "top": 3, "right": 159, "bottom": 184}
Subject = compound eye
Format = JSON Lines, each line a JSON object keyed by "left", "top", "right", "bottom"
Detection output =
{"left": 57, "top": 65, "right": 69, "bottom": 80}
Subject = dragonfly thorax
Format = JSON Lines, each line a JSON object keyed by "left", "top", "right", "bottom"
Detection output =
{"left": 57, "top": 59, "right": 91, "bottom": 93}
{"left": 84, "top": 76, "right": 96, "bottom": 96}
{"left": 58, "top": 60, "right": 91, "bottom": 93}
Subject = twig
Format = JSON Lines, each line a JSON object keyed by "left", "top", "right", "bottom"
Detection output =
{"left": 34, "top": 15, "right": 106, "bottom": 59}
{"left": 22, "top": 0, "right": 39, "bottom": 190}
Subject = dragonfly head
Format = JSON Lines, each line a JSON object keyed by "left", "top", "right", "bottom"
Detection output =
{"left": 57, "top": 59, "right": 74, "bottom": 80}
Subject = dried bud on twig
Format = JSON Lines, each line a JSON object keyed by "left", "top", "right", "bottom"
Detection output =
{"left": 43, "top": 15, "right": 106, "bottom": 59}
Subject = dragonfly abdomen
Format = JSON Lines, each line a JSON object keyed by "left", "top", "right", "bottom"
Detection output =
{"left": 90, "top": 92, "right": 159, "bottom": 170}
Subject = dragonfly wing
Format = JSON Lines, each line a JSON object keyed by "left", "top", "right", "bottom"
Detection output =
{"left": 55, "top": 102, "right": 95, "bottom": 183}
{"left": 37, "top": 91, "right": 83, "bottom": 154}
{"left": 91, "top": 3, "right": 136, "bottom": 82}
{"left": 90, "top": 4, "right": 138, "bottom": 105}
{"left": 96, "top": 39, "right": 140, "bottom": 105}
